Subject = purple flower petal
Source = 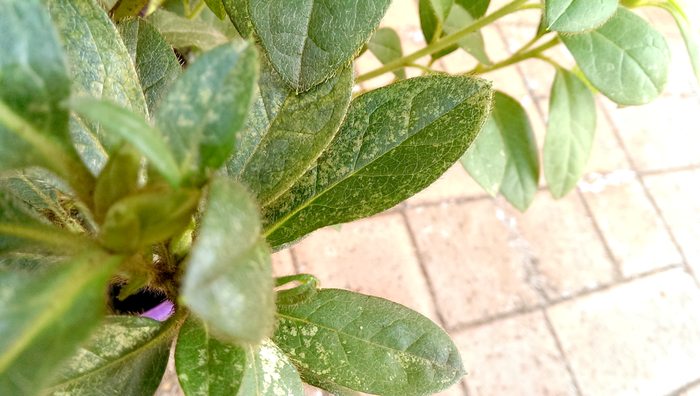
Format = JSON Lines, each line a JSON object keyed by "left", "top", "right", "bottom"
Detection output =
{"left": 141, "top": 300, "right": 174, "bottom": 321}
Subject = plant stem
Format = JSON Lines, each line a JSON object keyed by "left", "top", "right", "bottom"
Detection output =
{"left": 356, "top": 0, "right": 532, "bottom": 83}
{"left": 469, "top": 36, "right": 560, "bottom": 74}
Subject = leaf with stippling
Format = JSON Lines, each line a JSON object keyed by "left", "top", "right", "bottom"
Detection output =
{"left": 0, "top": 252, "right": 121, "bottom": 396}
{"left": 181, "top": 178, "right": 274, "bottom": 344}
{"left": 45, "top": 316, "right": 178, "bottom": 396}
{"left": 544, "top": 69, "right": 596, "bottom": 198}
{"left": 119, "top": 18, "right": 181, "bottom": 114}
{"left": 461, "top": 116, "right": 506, "bottom": 196}
{"left": 228, "top": 62, "right": 353, "bottom": 206}
{"left": 156, "top": 42, "right": 257, "bottom": 184}
{"left": 175, "top": 316, "right": 303, "bottom": 396}
{"left": 47, "top": 0, "right": 148, "bottom": 174}
{"left": 249, "top": 0, "right": 391, "bottom": 91}
{"left": 274, "top": 289, "right": 465, "bottom": 396}
{"left": 561, "top": 7, "right": 670, "bottom": 105}
{"left": 492, "top": 92, "right": 539, "bottom": 211}
{"left": 262, "top": 75, "right": 493, "bottom": 248}
{"left": 545, "top": 0, "right": 618, "bottom": 32}
{"left": 0, "top": 0, "right": 94, "bottom": 197}
{"left": 368, "top": 28, "right": 406, "bottom": 79}
{"left": 148, "top": 9, "right": 229, "bottom": 51}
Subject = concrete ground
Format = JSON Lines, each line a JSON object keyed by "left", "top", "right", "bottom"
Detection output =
{"left": 158, "top": 1, "right": 700, "bottom": 395}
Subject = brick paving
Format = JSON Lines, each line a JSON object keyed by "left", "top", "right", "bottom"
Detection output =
{"left": 158, "top": 1, "right": 700, "bottom": 395}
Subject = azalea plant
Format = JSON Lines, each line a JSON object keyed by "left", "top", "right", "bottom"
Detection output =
{"left": 0, "top": 0, "right": 696, "bottom": 395}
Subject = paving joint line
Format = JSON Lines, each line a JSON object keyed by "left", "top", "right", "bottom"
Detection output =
{"left": 576, "top": 189, "right": 624, "bottom": 281}
{"left": 665, "top": 377, "right": 700, "bottom": 396}
{"left": 542, "top": 310, "right": 584, "bottom": 396}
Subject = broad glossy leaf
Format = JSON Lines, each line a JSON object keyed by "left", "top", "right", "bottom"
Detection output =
{"left": 460, "top": 117, "right": 506, "bottom": 196}
{"left": 70, "top": 98, "right": 181, "bottom": 187}
{"left": 47, "top": 0, "right": 148, "bottom": 173}
{"left": 148, "top": 9, "right": 229, "bottom": 50}
{"left": 456, "top": 0, "right": 489, "bottom": 18}
{"left": 249, "top": 0, "right": 391, "bottom": 91}
{"left": 228, "top": 63, "right": 353, "bottom": 206}
{"left": 119, "top": 18, "right": 181, "bottom": 114}
{"left": 46, "top": 316, "right": 177, "bottom": 395}
{"left": 181, "top": 178, "right": 274, "bottom": 344}
{"left": 544, "top": 69, "right": 596, "bottom": 198}
{"left": 156, "top": 42, "right": 257, "bottom": 184}
{"left": 223, "top": 0, "right": 253, "bottom": 37}
{"left": 0, "top": 252, "right": 120, "bottom": 395}
{"left": 561, "top": 7, "right": 670, "bottom": 105}
{"left": 204, "top": 0, "right": 226, "bottom": 19}
{"left": 263, "top": 75, "right": 493, "bottom": 247}
{"left": 368, "top": 28, "right": 406, "bottom": 79}
{"left": 545, "top": 0, "right": 618, "bottom": 32}
{"left": 493, "top": 92, "right": 539, "bottom": 211}
{"left": 0, "top": 0, "right": 92, "bottom": 192}
{"left": 176, "top": 316, "right": 303, "bottom": 396}
{"left": 274, "top": 289, "right": 465, "bottom": 395}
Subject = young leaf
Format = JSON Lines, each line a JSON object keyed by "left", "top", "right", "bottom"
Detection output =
{"left": 368, "top": 28, "right": 407, "bottom": 79}
{"left": 545, "top": 0, "right": 618, "bottom": 32}
{"left": 460, "top": 117, "right": 507, "bottom": 196}
{"left": 47, "top": 0, "right": 148, "bottom": 173}
{"left": 561, "top": 7, "right": 670, "bottom": 105}
{"left": 456, "top": 0, "right": 490, "bottom": 18}
{"left": 93, "top": 145, "right": 141, "bottom": 222}
{"left": 70, "top": 98, "right": 182, "bottom": 187}
{"left": 0, "top": 0, "right": 94, "bottom": 200}
{"left": 262, "top": 75, "right": 493, "bottom": 248}
{"left": 493, "top": 92, "right": 539, "bottom": 212}
{"left": 419, "top": 0, "right": 455, "bottom": 44}
{"left": 118, "top": 18, "right": 182, "bottom": 114}
{"left": 222, "top": 0, "right": 253, "bottom": 38}
{"left": 249, "top": 0, "right": 391, "bottom": 91}
{"left": 175, "top": 316, "right": 304, "bottom": 396}
{"left": 45, "top": 316, "right": 178, "bottom": 396}
{"left": 0, "top": 252, "right": 121, "bottom": 395}
{"left": 181, "top": 178, "right": 275, "bottom": 344}
{"left": 544, "top": 69, "right": 596, "bottom": 198}
{"left": 148, "top": 9, "right": 229, "bottom": 51}
{"left": 155, "top": 42, "right": 258, "bottom": 184}
{"left": 274, "top": 289, "right": 465, "bottom": 395}
{"left": 204, "top": 0, "right": 227, "bottom": 19}
{"left": 228, "top": 63, "right": 353, "bottom": 206}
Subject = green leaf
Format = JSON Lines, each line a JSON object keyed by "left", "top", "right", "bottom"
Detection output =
{"left": 0, "top": 252, "right": 121, "bottom": 395}
{"left": 274, "top": 289, "right": 465, "bottom": 395}
{"left": 222, "top": 0, "right": 253, "bottom": 38}
{"left": 118, "top": 18, "right": 182, "bottom": 114}
{"left": 111, "top": 0, "right": 149, "bottom": 20}
{"left": 204, "top": 0, "right": 226, "bottom": 19}
{"left": 460, "top": 116, "right": 507, "bottom": 196}
{"left": 664, "top": 1, "right": 700, "bottom": 85}
{"left": 561, "top": 7, "right": 670, "bottom": 105}
{"left": 175, "top": 316, "right": 304, "bottom": 396}
{"left": 544, "top": 69, "right": 596, "bottom": 198}
{"left": 155, "top": 42, "right": 258, "bottom": 184}
{"left": 181, "top": 177, "right": 275, "bottom": 344}
{"left": 47, "top": 0, "right": 149, "bottom": 173}
{"left": 493, "top": 92, "right": 539, "bottom": 211}
{"left": 93, "top": 145, "right": 142, "bottom": 222}
{"left": 419, "top": 0, "right": 454, "bottom": 45}
{"left": 262, "top": 75, "right": 493, "bottom": 248}
{"left": 368, "top": 28, "right": 406, "bottom": 79}
{"left": 227, "top": 63, "right": 353, "bottom": 206}
{"left": 456, "top": 0, "right": 490, "bottom": 18}
{"left": 148, "top": 9, "right": 229, "bottom": 50}
{"left": 249, "top": 0, "right": 391, "bottom": 91}
{"left": 443, "top": 4, "right": 491, "bottom": 64}
{"left": 0, "top": 0, "right": 94, "bottom": 199}
{"left": 45, "top": 316, "right": 178, "bottom": 395}
{"left": 70, "top": 98, "right": 182, "bottom": 187}
{"left": 545, "top": 0, "right": 618, "bottom": 32}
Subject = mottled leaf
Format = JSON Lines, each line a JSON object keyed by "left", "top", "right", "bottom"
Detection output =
{"left": 544, "top": 69, "right": 596, "bottom": 198}
{"left": 545, "top": 0, "right": 618, "bottom": 32}
{"left": 228, "top": 63, "right": 353, "bottom": 206}
{"left": 461, "top": 116, "right": 506, "bottom": 196}
{"left": 119, "top": 18, "right": 181, "bottom": 114}
{"left": 0, "top": 252, "right": 121, "bottom": 395}
{"left": 561, "top": 7, "right": 670, "bottom": 105}
{"left": 367, "top": 28, "right": 406, "bottom": 79}
{"left": 155, "top": 42, "right": 257, "bottom": 184}
{"left": 263, "top": 75, "right": 493, "bottom": 248}
{"left": 249, "top": 0, "right": 391, "bottom": 91}
{"left": 274, "top": 289, "right": 465, "bottom": 395}
{"left": 148, "top": 9, "right": 229, "bottom": 50}
{"left": 181, "top": 178, "right": 274, "bottom": 344}
{"left": 175, "top": 316, "right": 303, "bottom": 396}
{"left": 70, "top": 98, "right": 182, "bottom": 187}
{"left": 493, "top": 92, "right": 539, "bottom": 211}
{"left": 45, "top": 316, "right": 178, "bottom": 395}
{"left": 47, "top": 0, "right": 148, "bottom": 174}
